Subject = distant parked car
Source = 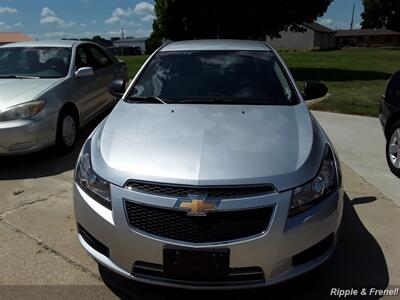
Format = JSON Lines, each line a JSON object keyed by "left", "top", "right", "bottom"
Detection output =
{"left": 0, "top": 40, "right": 128, "bottom": 155}
{"left": 380, "top": 71, "right": 400, "bottom": 178}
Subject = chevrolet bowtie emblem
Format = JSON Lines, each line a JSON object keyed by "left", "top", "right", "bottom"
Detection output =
{"left": 176, "top": 195, "right": 220, "bottom": 216}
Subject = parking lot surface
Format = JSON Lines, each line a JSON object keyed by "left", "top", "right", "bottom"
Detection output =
{"left": 0, "top": 112, "right": 399, "bottom": 299}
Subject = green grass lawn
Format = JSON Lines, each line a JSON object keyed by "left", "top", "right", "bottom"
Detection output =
{"left": 280, "top": 48, "right": 400, "bottom": 116}
{"left": 119, "top": 48, "right": 400, "bottom": 117}
{"left": 120, "top": 55, "right": 149, "bottom": 78}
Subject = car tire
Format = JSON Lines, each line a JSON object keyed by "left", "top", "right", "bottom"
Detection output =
{"left": 55, "top": 108, "right": 79, "bottom": 153}
{"left": 386, "top": 120, "right": 400, "bottom": 178}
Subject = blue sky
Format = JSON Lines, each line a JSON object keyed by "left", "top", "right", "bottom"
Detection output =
{"left": 0, "top": 0, "right": 363, "bottom": 40}
{"left": 318, "top": 0, "right": 364, "bottom": 30}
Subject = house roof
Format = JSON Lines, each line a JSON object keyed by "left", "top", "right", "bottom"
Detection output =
{"left": 336, "top": 29, "right": 400, "bottom": 37}
{"left": 304, "top": 22, "right": 336, "bottom": 33}
{"left": 0, "top": 32, "right": 33, "bottom": 43}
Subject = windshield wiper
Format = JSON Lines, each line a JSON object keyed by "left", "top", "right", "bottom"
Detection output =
{"left": 176, "top": 98, "right": 263, "bottom": 105}
{"left": 177, "top": 98, "right": 235, "bottom": 104}
{"left": 126, "top": 96, "right": 170, "bottom": 104}
{"left": 176, "top": 97, "right": 289, "bottom": 105}
{"left": 0, "top": 75, "right": 40, "bottom": 79}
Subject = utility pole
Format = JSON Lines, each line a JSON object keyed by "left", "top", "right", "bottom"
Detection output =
{"left": 350, "top": 1, "right": 355, "bottom": 29}
{"left": 121, "top": 27, "right": 125, "bottom": 56}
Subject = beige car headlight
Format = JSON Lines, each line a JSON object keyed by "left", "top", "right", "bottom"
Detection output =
{"left": 0, "top": 100, "right": 46, "bottom": 122}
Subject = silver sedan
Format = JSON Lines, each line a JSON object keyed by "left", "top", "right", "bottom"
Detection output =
{"left": 74, "top": 40, "right": 343, "bottom": 290}
{"left": 0, "top": 40, "right": 128, "bottom": 155}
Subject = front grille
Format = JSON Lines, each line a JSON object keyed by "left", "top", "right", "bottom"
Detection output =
{"left": 132, "top": 261, "right": 265, "bottom": 286}
{"left": 124, "top": 180, "right": 275, "bottom": 199}
{"left": 125, "top": 201, "right": 274, "bottom": 243}
{"left": 292, "top": 233, "right": 334, "bottom": 266}
{"left": 78, "top": 224, "right": 109, "bottom": 257}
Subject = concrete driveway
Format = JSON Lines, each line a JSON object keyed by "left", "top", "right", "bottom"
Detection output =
{"left": 0, "top": 111, "right": 399, "bottom": 299}
{"left": 312, "top": 111, "right": 400, "bottom": 207}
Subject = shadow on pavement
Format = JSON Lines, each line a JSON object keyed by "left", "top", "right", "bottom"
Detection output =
{"left": 0, "top": 108, "right": 112, "bottom": 180}
{"left": 352, "top": 196, "right": 377, "bottom": 205}
{"left": 100, "top": 193, "right": 388, "bottom": 300}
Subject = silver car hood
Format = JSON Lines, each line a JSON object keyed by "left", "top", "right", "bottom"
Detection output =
{"left": 92, "top": 102, "right": 327, "bottom": 191}
{"left": 0, "top": 78, "right": 62, "bottom": 110}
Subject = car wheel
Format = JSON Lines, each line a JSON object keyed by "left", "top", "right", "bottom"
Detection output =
{"left": 386, "top": 121, "right": 400, "bottom": 178}
{"left": 56, "top": 108, "right": 78, "bottom": 153}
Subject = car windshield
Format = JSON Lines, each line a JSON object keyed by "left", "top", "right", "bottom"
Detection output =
{"left": 0, "top": 47, "right": 71, "bottom": 78}
{"left": 129, "top": 50, "right": 298, "bottom": 105}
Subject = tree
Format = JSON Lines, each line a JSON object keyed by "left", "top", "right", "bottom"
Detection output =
{"left": 146, "top": 21, "right": 163, "bottom": 54}
{"left": 152, "top": 0, "right": 333, "bottom": 41}
{"left": 361, "top": 0, "right": 400, "bottom": 32}
{"left": 90, "top": 35, "right": 113, "bottom": 47}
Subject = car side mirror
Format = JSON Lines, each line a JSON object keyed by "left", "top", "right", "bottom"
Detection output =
{"left": 75, "top": 67, "right": 94, "bottom": 78}
{"left": 108, "top": 79, "right": 126, "bottom": 98}
{"left": 302, "top": 81, "right": 328, "bottom": 101}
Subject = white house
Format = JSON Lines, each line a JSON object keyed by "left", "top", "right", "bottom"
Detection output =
{"left": 112, "top": 37, "right": 147, "bottom": 54}
{"left": 266, "top": 23, "right": 336, "bottom": 50}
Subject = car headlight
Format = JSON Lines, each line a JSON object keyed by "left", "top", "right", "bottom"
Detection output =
{"left": 289, "top": 144, "right": 339, "bottom": 217}
{"left": 75, "top": 139, "right": 112, "bottom": 209}
{"left": 0, "top": 100, "right": 46, "bottom": 122}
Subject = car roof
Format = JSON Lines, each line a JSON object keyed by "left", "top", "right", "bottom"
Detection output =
{"left": 0, "top": 40, "right": 86, "bottom": 48}
{"left": 160, "top": 39, "right": 272, "bottom": 52}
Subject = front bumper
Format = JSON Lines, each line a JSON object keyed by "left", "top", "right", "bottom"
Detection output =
{"left": 0, "top": 113, "right": 57, "bottom": 155}
{"left": 74, "top": 184, "right": 343, "bottom": 289}
{"left": 379, "top": 102, "right": 387, "bottom": 129}
{"left": 379, "top": 97, "right": 391, "bottom": 136}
